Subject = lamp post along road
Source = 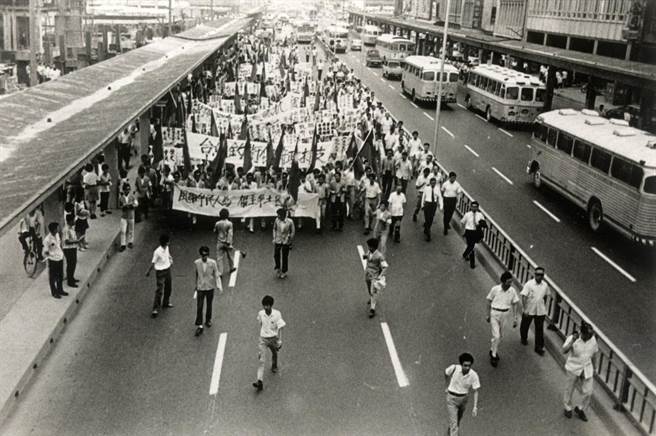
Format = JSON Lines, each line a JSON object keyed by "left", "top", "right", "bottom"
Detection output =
{"left": 432, "top": 0, "right": 451, "bottom": 157}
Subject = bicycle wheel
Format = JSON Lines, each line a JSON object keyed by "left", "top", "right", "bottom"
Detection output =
{"left": 24, "top": 251, "right": 38, "bottom": 278}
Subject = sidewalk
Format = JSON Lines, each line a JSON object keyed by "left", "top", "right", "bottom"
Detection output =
{"left": 552, "top": 85, "right": 610, "bottom": 111}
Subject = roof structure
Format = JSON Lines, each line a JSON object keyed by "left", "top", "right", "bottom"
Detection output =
{"left": 472, "top": 64, "right": 545, "bottom": 87}
{"left": 377, "top": 33, "right": 414, "bottom": 44}
{"left": 404, "top": 56, "right": 459, "bottom": 73}
{"left": 0, "top": 16, "right": 253, "bottom": 235}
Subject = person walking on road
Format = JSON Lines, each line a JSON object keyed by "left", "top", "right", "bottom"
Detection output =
{"left": 394, "top": 150, "right": 413, "bottom": 194}
{"left": 441, "top": 172, "right": 463, "bottom": 235}
{"left": 520, "top": 267, "right": 551, "bottom": 355}
{"left": 253, "top": 295, "right": 286, "bottom": 392}
{"left": 118, "top": 183, "right": 137, "bottom": 251}
{"left": 562, "top": 322, "right": 598, "bottom": 422}
{"left": 421, "top": 177, "right": 442, "bottom": 242}
{"left": 373, "top": 202, "right": 392, "bottom": 254}
{"left": 388, "top": 184, "right": 406, "bottom": 243}
{"left": 486, "top": 271, "right": 519, "bottom": 367}
{"left": 273, "top": 208, "right": 295, "bottom": 279}
{"left": 412, "top": 167, "right": 431, "bottom": 222}
{"left": 362, "top": 237, "right": 388, "bottom": 318}
{"left": 444, "top": 353, "right": 480, "bottom": 436}
{"left": 145, "top": 234, "right": 173, "bottom": 318}
{"left": 363, "top": 173, "right": 381, "bottom": 235}
{"left": 214, "top": 208, "right": 245, "bottom": 277}
{"left": 42, "top": 222, "right": 68, "bottom": 299}
{"left": 460, "top": 201, "right": 486, "bottom": 268}
{"left": 193, "top": 246, "right": 221, "bottom": 337}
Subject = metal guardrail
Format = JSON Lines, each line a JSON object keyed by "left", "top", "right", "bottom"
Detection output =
{"left": 315, "top": 36, "right": 655, "bottom": 434}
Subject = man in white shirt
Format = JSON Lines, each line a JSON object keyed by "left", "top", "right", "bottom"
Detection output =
{"left": 42, "top": 222, "right": 68, "bottom": 299}
{"left": 387, "top": 184, "right": 407, "bottom": 243}
{"left": 441, "top": 171, "right": 463, "bottom": 235}
{"left": 421, "top": 177, "right": 442, "bottom": 241}
{"left": 145, "top": 233, "right": 174, "bottom": 318}
{"left": 380, "top": 112, "right": 393, "bottom": 136}
{"left": 520, "top": 267, "right": 551, "bottom": 355}
{"left": 408, "top": 131, "right": 422, "bottom": 173}
{"left": 460, "top": 201, "right": 485, "bottom": 268}
{"left": 253, "top": 295, "right": 286, "bottom": 391}
{"left": 395, "top": 151, "right": 413, "bottom": 194}
{"left": 562, "top": 322, "right": 598, "bottom": 421}
{"left": 412, "top": 167, "right": 431, "bottom": 222}
{"left": 362, "top": 173, "right": 381, "bottom": 235}
{"left": 486, "top": 271, "right": 520, "bottom": 367}
{"left": 444, "top": 353, "right": 480, "bottom": 436}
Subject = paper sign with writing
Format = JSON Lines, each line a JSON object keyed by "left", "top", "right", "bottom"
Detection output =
{"left": 187, "top": 131, "right": 221, "bottom": 162}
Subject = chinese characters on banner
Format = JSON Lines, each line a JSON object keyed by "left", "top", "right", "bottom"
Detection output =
{"left": 225, "top": 139, "right": 269, "bottom": 167}
{"left": 186, "top": 131, "right": 222, "bottom": 162}
{"left": 162, "top": 127, "right": 184, "bottom": 145}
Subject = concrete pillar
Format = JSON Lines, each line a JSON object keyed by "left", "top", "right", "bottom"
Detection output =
{"left": 592, "top": 39, "right": 598, "bottom": 55}
{"left": 542, "top": 33, "right": 547, "bottom": 46}
{"left": 565, "top": 36, "right": 571, "bottom": 50}
{"left": 139, "top": 112, "right": 150, "bottom": 156}
{"left": 478, "top": 48, "right": 483, "bottom": 61}
{"left": 543, "top": 67, "right": 556, "bottom": 111}
{"left": 585, "top": 76, "right": 596, "bottom": 110}
{"left": 625, "top": 42, "right": 632, "bottom": 61}
{"left": 103, "top": 139, "right": 120, "bottom": 209}
{"left": 489, "top": 51, "right": 494, "bottom": 64}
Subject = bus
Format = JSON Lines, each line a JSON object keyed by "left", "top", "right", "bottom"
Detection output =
{"left": 400, "top": 56, "right": 460, "bottom": 103}
{"left": 528, "top": 108, "right": 656, "bottom": 245}
{"left": 361, "top": 25, "right": 382, "bottom": 46}
{"left": 324, "top": 26, "right": 349, "bottom": 53}
{"left": 375, "top": 33, "right": 416, "bottom": 61}
{"left": 460, "top": 64, "right": 545, "bottom": 124}
{"left": 296, "top": 22, "right": 315, "bottom": 44}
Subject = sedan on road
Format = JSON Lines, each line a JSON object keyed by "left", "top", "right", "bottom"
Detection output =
{"left": 382, "top": 60, "right": 402, "bottom": 80}
{"left": 365, "top": 49, "right": 382, "bottom": 67}
{"left": 351, "top": 39, "right": 362, "bottom": 51}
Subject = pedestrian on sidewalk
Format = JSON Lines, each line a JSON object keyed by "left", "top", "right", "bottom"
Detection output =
{"left": 135, "top": 165, "right": 152, "bottom": 223}
{"left": 441, "top": 172, "right": 463, "bottom": 235}
{"left": 362, "top": 237, "right": 388, "bottom": 318}
{"left": 460, "top": 201, "right": 486, "bottom": 268}
{"left": 62, "top": 214, "right": 80, "bottom": 288}
{"left": 562, "top": 321, "right": 598, "bottom": 422}
{"left": 253, "top": 295, "right": 286, "bottom": 392}
{"left": 145, "top": 234, "right": 174, "bottom": 318}
{"left": 388, "top": 184, "right": 406, "bottom": 243}
{"left": 74, "top": 192, "right": 90, "bottom": 251}
{"left": 363, "top": 173, "right": 382, "bottom": 235}
{"left": 486, "top": 271, "right": 519, "bottom": 367}
{"left": 82, "top": 163, "right": 99, "bottom": 220}
{"left": 42, "top": 222, "right": 68, "bottom": 299}
{"left": 214, "top": 208, "right": 243, "bottom": 277}
{"left": 273, "top": 208, "right": 295, "bottom": 279}
{"left": 444, "top": 352, "right": 480, "bottom": 436}
{"left": 421, "top": 176, "right": 442, "bottom": 242}
{"left": 412, "top": 167, "right": 431, "bottom": 222}
{"left": 372, "top": 202, "right": 392, "bottom": 254}
{"left": 119, "top": 183, "right": 137, "bottom": 251}
{"left": 98, "top": 164, "right": 112, "bottom": 217}
{"left": 193, "top": 246, "right": 222, "bottom": 337}
{"left": 520, "top": 266, "right": 551, "bottom": 355}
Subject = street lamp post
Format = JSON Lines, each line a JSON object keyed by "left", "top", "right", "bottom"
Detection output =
{"left": 431, "top": 0, "right": 450, "bottom": 157}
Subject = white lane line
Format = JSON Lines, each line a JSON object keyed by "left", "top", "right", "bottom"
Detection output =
{"left": 441, "top": 126, "right": 455, "bottom": 138}
{"left": 591, "top": 247, "right": 637, "bottom": 283}
{"left": 388, "top": 84, "right": 395, "bottom": 90}
{"left": 411, "top": 102, "right": 419, "bottom": 108}
{"left": 456, "top": 103, "right": 466, "bottom": 109}
{"left": 399, "top": 93, "right": 407, "bottom": 99}
{"left": 380, "top": 322, "right": 410, "bottom": 388}
{"left": 380, "top": 77, "right": 386, "bottom": 83}
{"left": 532, "top": 200, "right": 561, "bottom": 223}
{"left": 356, "top": 245, "right": 366, "bottom": 270}
{"left": 193, "top": 291, "right": 197, "bottom": 299}
{"left": 475, "top": 114, "right": 488, "bottom": 122}
{"left": 526, "top": 144, "right": 532, "bottom": 149}
{"left": 372, "top": 71, "right": 378, "bottom": 77}
{"left": 498, "top": 128, "right": 514, "bottom": 137}
{"left": 423, "top": 112, "right": 434, "bottom": 121}
{"left": 228, "top": 250, "right": 241, "bottom": 287}
{"left": 209, "top": 332, "right": 228, "bottom": 396}
{"left": 464, "top": 144, "right": 479, "bottom": 157}
{"left": 491, "top": 167, "right": 514, "bottom": 185}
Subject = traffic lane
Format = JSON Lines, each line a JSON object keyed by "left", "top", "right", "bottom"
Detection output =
{"left": 335, "top": 51, "right": 656, "bottom": 379}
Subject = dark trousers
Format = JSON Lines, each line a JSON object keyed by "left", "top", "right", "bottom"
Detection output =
{"left": 119, "top": 144, "right": 131, "bottom": 171}
{"left": 48, "top": 260, "right": 64, "bottom": 296}
{"left": 330, "top": 201, "right": 345, "bottom": 229}
{"left": 462, "top": 230, "right": 478, "bottom": 267}
{"left": 382, "top": 173, "right": 394, "bottom": 199}
{"left": 423, "top": 202, "right": 438, "bottom": 235}
{"left": 443, "top": 197, "right": 457, "bottom": 231}
{"left": 153, "top": 268, "right": 172, "bottom": 310}
{"left": 100, "top": 191, "right": 110, "bottom": 212}
{"left": 136, "top": 196, "right": 149, "bottom": 222}
{"left": 520, "top": 314, "right": 545, "bottom": 351}
{"left": 390, "top": 216, "right": 402, "bottom": 241}
{"left": 195, "top": 289, "right": 214, "bottom": 326}
{"left": 63, "top": 248, "right": 77, "bottom": 285}
{"left": 274, "top": 244, "right": 290, "bottom": 273}
{"left": 396, "top": 178, "right": 409, "bottom": 194}
{"left": 18, "top": 231, "right": 30, "bottom": 252}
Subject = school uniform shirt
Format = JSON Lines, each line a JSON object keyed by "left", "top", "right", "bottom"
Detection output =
{"left": 99, "top": 173, "right": 112, "bottom": 193}
{"left": 375, "top": 209, "right": 392, "bottom": 232}
{"left": 521, "top": 279, "right": 551, "bottom": 316}
{"left": 384, "top": 132, "right": 399, "bottom": 150}
{"left": 214, "top": 220, "right": 233, "bottom": 245}
{"left": 119, "top": 193, "right": 137, "bottom": 220}
{"left": 364, "top": 181, "right": 382, "bottom": 199}
{"left": 421, "top": 185, "right": 442, "bottom": 207}
{"left": 564, "top": 335, "right": 598, "bottom": 378}
{"left": 445, "top": 365, "right": 481, "bottom": 395}
{"left": 441, "top": 180, "right": 463, "bottom": 198}
{"left": 83, "top": 171, "right": 98, "bottom": 188}
{"left": 151, "top": 246, "right": 172, "bottom": 271}
{"left": 387, "top": 192, "right": 407, "bottom": 217}
{"left": 43, "top": 233, "right": 64, "bottom": 262}
{"left": 486, "top": 285, "right": 520, "bottom": 310}
{"left": 415, "top": 173, "right": 429, "bottom": 192}
{"left": 62, "top": 224, "right": 78, "bottom": 249}
{"left": 380, "top": 117, "right": 393, "bottom": 134}
{"left": 461, "top": 210, "right": 485, "bottom": 231}
{"left": 395, "top": 159, "right": 413, "bottom": 180}
{"left": 365, "top": 249, "right": 388, "bottom": 280}
{"left": 257, "top": 309, "right": 286, "bottom": 338}
{"left": 408, "top": 138, "right": 423, "bottom": 157}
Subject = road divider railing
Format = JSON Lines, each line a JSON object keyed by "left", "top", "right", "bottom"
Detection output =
{"left": 315, "top": 37, "right": 655, "bottom": 435}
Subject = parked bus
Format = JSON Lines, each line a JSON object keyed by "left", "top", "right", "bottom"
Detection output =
{"left": 528, "top": 108, "right": 656, "bottom": 245}
{"left": 375, "top": 33, "right": 416, "bottom": 61}
{"left": 296, "top": 21, "right": 315, "bottom": 44}
{"left": 460, "top": 64, "right": 545, "bottom": 124}
{"left": 361, "top": 25, "right": 381, "bottom": 46}
{"left": 324, "top": 26, "right": 349, "bottom": 53}
{"left": 400, "top": 56, "right": 459, "bottom": 103}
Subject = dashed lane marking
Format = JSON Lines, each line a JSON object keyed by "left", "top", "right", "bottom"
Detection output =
{"left": 532, "top": 200, "right": 561, "bottom": 223}
{"left": 209, "top": 333, "right": 228, "bottom": 395}
{"left": 475, "top": 114, "right": 488, "bottom": 122}
{"left": 411, "top": 102, "right": 419, "bottom": 108}
{"left": 381, "top": 323, "right": 410, "bottom": 388}
{"left": 441, "top": 126, "right": 455, "bottom": 138}
{"left": 228, "top": 250, "right": 241, "bottom": 287}
{"left": 456, "top": 103, "right": 466, "bottom": 109}
{"left": 464, "top": 144, "right": 479, "bottom": 157}
{"left": 423, "top": 112, "right": 434, "bottom": 121}
{"left": 591, "top": 247, "right": 637, "bottom": 283}
{"left": 491, "top": 167, "right": 514, "bottom": 185}
{"left": 388, "top": 84, "right": 395, "bottom": 90}
{"left": 356, "top": 245, "right": 367, "bottom": 270}
{"left": 498, "top": 128, "right": 514, "bottom": 137}
{"left": 399, "top": 93, "right": 407, "bottom": 99}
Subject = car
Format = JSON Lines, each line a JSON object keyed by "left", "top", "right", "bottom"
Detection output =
{"left": 382, "top": 59, "right": 402, "bottom": 79}
{"left": 333, "top": 39, "right": 347, "bottom": 53}
{"left": 365, "top": 49, "right": 382, "bottom": 67}
{"left": 350, "top": 39, "right": 362, "bottom": 51}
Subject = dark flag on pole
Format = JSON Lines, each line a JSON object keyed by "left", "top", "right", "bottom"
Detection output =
{"left": 209, "top": 130, "right": 228, "bottom": 186}
{"left": 308, "top": 126, "right": 318, "bottom": 170}
{"left": 243, "top": 131, "right": 253, "bottom": 173}
{"left": 266, "top": 129, "right": 274, "bottom": 168}
{"left": 313, "top": 80, "right": 321, "bottom": 112}
{"left": 181, "top": 124, "right": 192, "bottom": 176}
{"left": 210, "top": 110, "right": 219, "bottom": 137}
{"left": 273, "top": 128, "right": 286, "bottom": 169}
{"left": 288, "top": 142, "right": 301, "bottom": 201}
{"left": 238, "top": 113, "right": 249, "bottom": 140}
{"left": 234, "top": 81, "right": 242, "bottom": 114}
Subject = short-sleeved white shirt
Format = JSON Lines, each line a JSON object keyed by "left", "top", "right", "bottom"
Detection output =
{"left": 151, "top": 246, "right": 172, "bottom": 270}
{"left": 387, "top": 192, "right": 406, "bottom": 217}
{"left": 564, "top": 335, "right": 598, "bottom": 378}
{"left": 257, "top": 309, "right": 286, "bottom": 338}
{"left": 364, "top": 181, "right": 382, "bottom": 199}
{"left": 445, "top": 365, "right": 480, "bottom": 395}
{"left": 521, "top": 278, "right": 551, "bottom": 316}
{"left": 83, "top": 171, "right": 99, "bottom": 187}
{"left": 487, "top": 285, "right": 519, "bottom": 310}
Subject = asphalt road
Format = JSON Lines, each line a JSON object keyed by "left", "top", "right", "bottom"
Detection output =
{"left": 336, "top": 44, "right": 656, "bottom": 382}
{"left": 0, "top": 210, "right": 625, "bottom": 436}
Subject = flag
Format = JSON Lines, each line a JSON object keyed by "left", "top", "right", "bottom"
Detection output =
{"left": 210, "top": 110, "right": 219, "bottom": 137}
{"left": 181, "top": 124, "right": 192, "bottom": 176}
{"left": 227, "top": 120, "right": 233, "bottom": 139}
{"left": 308, "top": 126, "right": 318, "bottom": 170}
{"left": 345, "top": 132, "right": 357, "bottom": 159}
{"left": 361, "top": 128, "right": 378, "bottom": 174}
{"left": 260, "top": 62, "right": 267, "bottom": 99}
{"left": 209, "top": 130, "right": 227, "bottom": 186}
{"left": 243, "top": 131, "right": 253, "bottom": 173}
{"left": 250, "top": 61, "right": 257, "bottom": 82}
{"left": 266, "top": 130, "right": 274, "bottom": 168}
{"left": 234, "top": 80, "right": 242, "bottom": 114}
{"left": 238, "top": 113, "right": 249, "bottom": 140}
{"left": 288, "top": 144, "right": 301, "bottom": 201}
{"left": 273, "top": 128, "right": 285, "bottom": 169}
{"left": 313, "top": 81, "right": 321, "bottom": 112}
{"left": 353, "top": 156, "right": 365, "bottom": 180}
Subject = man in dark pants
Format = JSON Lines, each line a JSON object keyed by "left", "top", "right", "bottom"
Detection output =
{"left": 62, "top": 214, "right": 80, "bottom": 287}
{"left": 146, "top": 234, "right": 173, "bottom": 318}
{"left": 193, "top": 246, "right": 221, "bottom": 336}
{"left": 421, "top": 177, "right": 441, "bottom": 241}
{"left": 441, "top": 172, "right": 463, "bottom": 235}
{"left": 42, "top": 222, "right": 68, "bottom": 299}
{"left": 273, "top": 208, "right": 295, "bottom": 279}
{"left": 380, "top": 149, "right": 395, "bottom": 200}
{"left": 329, "top": 172, "right": 346, "bottom": 231}
{"left": 519, "top": 267, "right": 551, "bottom": 355}
{"left": 460, "top": 201, "right": 485, "bottom": 268}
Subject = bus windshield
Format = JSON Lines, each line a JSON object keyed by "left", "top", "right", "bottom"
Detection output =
{"left": 449, "top": 73, "right": 459, "bottom": 82}
{"left": 521, "top": 88, "right": 534, "bottom": 101}
{"left": 506, "top": 87, "right": 519, "bottom": 100}
{"left": 536, "top": 88, "right": 545, "bottom": 102}
{"left": 423, "top": 71, "right": 435, "bottom": 81}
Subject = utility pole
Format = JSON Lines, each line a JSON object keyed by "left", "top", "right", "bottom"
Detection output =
{"left": 210, "top": 0, "right": 214, "bottom": 21}
{"left": 29, "top": 0, "right": 39, "bottom": 86}
{"left": 168, "top": 0, "right": 173, "bottom": 37}
{"left": 432, "top": 0, "right": 450, "bottom": 157}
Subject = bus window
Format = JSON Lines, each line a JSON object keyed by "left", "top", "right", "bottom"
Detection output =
{"left": 423, "top": 71, "right": 435, "bottom": 81}
{"left": 449, "top": 73, "right": 459, "bottom": 82}
{"left": 611, "top": 157, "right": 644, "bottom": 189}
{"left": 534, "top": 123, "right": 548, "bottom": 142}
{"left": 590, "top": 148, "right": 612, "bottom": 173}
{"left": 644, "top": 176, "right": 656, "bottom": 194}
{"left": 536, "top": 88, "right": 545, "bottom": 102}
{"left": 399, "top": 44, "right": 406, "bottom": 51}
{"left": 556, "top": 132, "right": 573, "bottom": 154}
{"left": 521, "top": 88, "right": 534, "bottom": 101}
{"left": 500, "top": 87, "right": 506, "bottom": 98}
{"left": 547, "top": 128, "right": 557, "bottom": 147}
{"left": 494, "top": 82, "right": 501, "bottom": 96}
{"left": 480, "top": 77, "right": 488, "bottom": 89}
{"left": 572, "top": 140, "right": 591, "bottom": 163}
{"left": 506, "top": 86, "right": 519, "bottom": 100}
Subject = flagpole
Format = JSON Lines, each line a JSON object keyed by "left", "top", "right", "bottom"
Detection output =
{"left": 432, "top": 0, "right": 451, "bottom": 158}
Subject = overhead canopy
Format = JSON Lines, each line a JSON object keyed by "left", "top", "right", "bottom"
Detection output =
{"left": 0, "top": 16, "right": 253, "bottom": 236}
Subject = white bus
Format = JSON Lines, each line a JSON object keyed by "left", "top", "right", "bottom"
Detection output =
{"left": 324, "top": 26, "right": 349, "bottom": 53}
{"left": 296, "top": 22, "right": 315, "bottom": 44}
{"left": 528, "top": 108, "right": 656, "bottom": 245}
{"left": 400, "top": 56, "right": 459, "bottom": 103}
{"left": 460, "top": 64, "right": 545, "bottom": 124}
{"left": 375, "top": 33, "right": 416, "bottom": 61}
{"left": 361, "top": 25, "right": 382, "bottom": 46}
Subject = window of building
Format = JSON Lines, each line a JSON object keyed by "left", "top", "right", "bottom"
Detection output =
{"left": 521, "top": 87, "right": 534, "bottom": 101}
{"left": 572, "top": 140, "right": 591, "bottom": 163}
{"left": 506, "top": 86, "right": 519, "bottom": 100}
{"left": 491, "top": 6, "right": 497, "bottom": 25}
{"left": 590, "top": 148, "right": 612, "bottom": 173}
{"left": 556, "top": 132, "right": 573, "bottom": 154}
{"left": 611, "top": 157, "right": 643, "bottom": 189}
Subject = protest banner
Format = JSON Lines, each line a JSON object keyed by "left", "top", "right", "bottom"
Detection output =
{"left": 225, "top": 138, "right": 268, "bottom": 167}
{"left": 173, "top": 185, "right": 320, "bottom": 219}
{"left": 162, "top": 127, "right": 184, "bottom": 145}
{"left": 187, "top": 131, "right": 221, "bottom": 162}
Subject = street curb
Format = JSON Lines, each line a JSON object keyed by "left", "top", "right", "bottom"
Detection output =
{"left": 0, "top": 229, "right": 121, "bottom": 425}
